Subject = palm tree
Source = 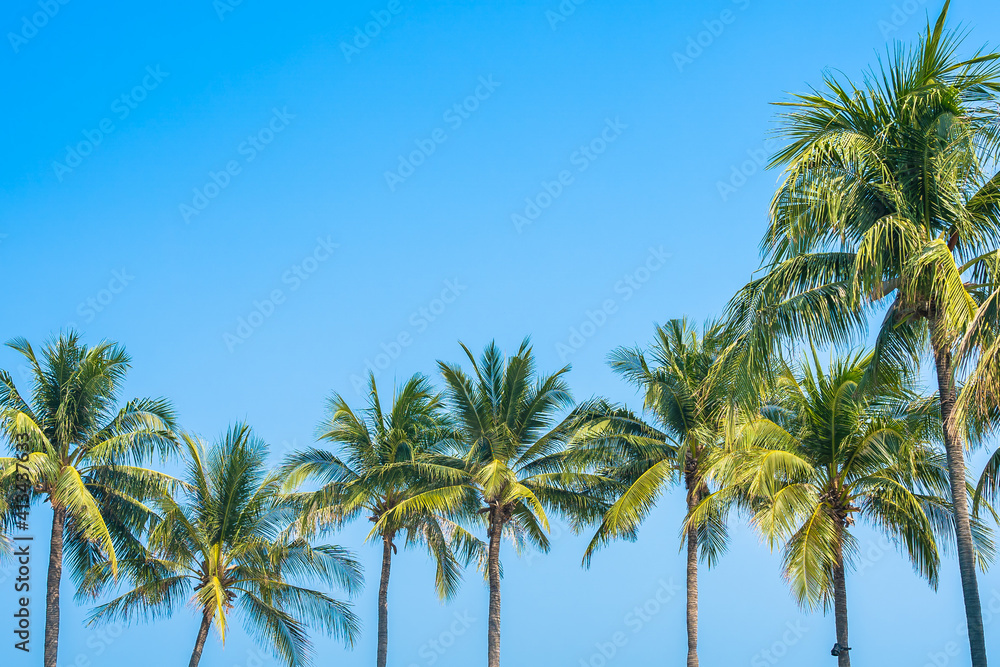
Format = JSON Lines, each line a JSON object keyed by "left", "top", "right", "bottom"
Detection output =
{"left": 0, "top": 473, "right": 17, "bottom": 558}
{"left": 378, "top": 340, "right": 609, "bottom": 667}
{"left": 719, "top": 5, "right": 1000, "bottom": 663}
{"left": 84, "top": 423, "right": 362, "bottom": 667}
{"left": 704, "top": 351, "right": 966, "bottom": 666}
{"left": 0, "top": 332, "right": 178, "bottom": 667}
{"left": 566, "top": 319, "right": 733, "bottom": 667}
{"left": 280, "top": 373, "right": 482, "bottom": 667}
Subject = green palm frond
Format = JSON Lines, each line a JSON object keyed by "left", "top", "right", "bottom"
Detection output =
{"left": 717, "top": 351, "right": 950, "bottom": 610}
{"left": 85, "top": 423, "right": 361, "bottom": 667}
{"left": 782, "top": 502, "right": 842, "bottom": 611}
{"left": 570, "top": 320, "right": 739, "bottom": 568}
{"left": 283, "top": 372, "right": 481, "bottom": 601}
{"left": 0, "top": 332, "right": 179, "bottom": 585}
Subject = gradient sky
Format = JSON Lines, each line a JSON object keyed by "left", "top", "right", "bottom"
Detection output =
{"left": 4, "top": 1, "right": 1000, "bottom": 666}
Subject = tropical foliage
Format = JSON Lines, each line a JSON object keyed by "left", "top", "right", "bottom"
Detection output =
{"left": 566, "top": 319, "right": 733, "bottom": 667}
{"left": 84, "top": 424, "right": 362, "bottom": 667}
{"left": 0, "top": 332, "right": 178, "bottom": 667}
{"left": 280, "top": 373, "right": 482, "bottom": 667}
{"left": 5, "top": 5, "right": 1000, "bottom": 667}
{"left": 718, "top": 4, "right": 1000, "bottom": 663}
{"left": 703, "top": 350, "right": 979, "bottom": 666}
{"left": 376, "top": 340, "right": 611, "bottom": 667}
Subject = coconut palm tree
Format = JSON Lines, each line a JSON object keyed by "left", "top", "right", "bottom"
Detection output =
{"left": 280, "top": 373, "right": 482, "bottom": 667}
{"left": 377, "top": 340, "right": 609, "bottom": 667}
{"left": 0, "top": 475, "right": 18, "bottom": 558}
{"left": 702, "top": 350, "right": 970, "bottom": 666}
{"left": 84, "top": 423, "right": 362, "bottom": 667}
{"left": 0, "top": 332, "right": 178, "bottom": 667}
{"left": 719, "top": 5, "right": 1000, "bottom": 663}
{"left": 566, "top": 319, "right": 733, "bottom": 667}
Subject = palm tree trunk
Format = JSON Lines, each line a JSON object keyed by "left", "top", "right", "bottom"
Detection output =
{"left": 43, "top": 506, "right": 66, "bottom": 667}
{"left": 685, "top": 521, "right": 699, "bottom": 667}
{"left": 377, "top": 532, "right": 394, "bottom": 667}
{"left": 188, "top": 608, "right": 213, "bottom": 667}
{"left": 487, "top": 510, "right": 503, "bottom": 667}
{"left": 833, "top": 525, "right": 851, "bottom": 667}
{"left": 685, "top": 474, "right": 699, "bottom": 667}
{"left": 931, "top": 328, "right": 988, "bottom": 667}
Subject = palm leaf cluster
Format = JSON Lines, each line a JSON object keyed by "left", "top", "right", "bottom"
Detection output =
{"left": 375, "top": 340, "right": 613, "bottom": 667}
{"left": 716, "top": 4, "right": 1000, "bottom": 664}
{"left": 85, "top": 425, "right": 363, "bottom": 667}
{"left": 566, "top": 319, "right": 732, "bottom": 667}
{"left": 281, "top": 373, "right": 482, "bottom": 667}
{"left": 6, "top": 5, "right": 1000, "bottom": 667}
{"left": 0, "top": 333, "right": 177, "bottom": 667}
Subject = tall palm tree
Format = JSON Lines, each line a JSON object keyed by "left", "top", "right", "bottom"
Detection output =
{"left": 280, "top": 373, "right": 482, "bottom": 667}
{"left": 567, "top": 319, "right": 733, "bottom": 667}
{"left": 703, "top": 351, "right": 970, "bottom": 666}
{"left": 719, "top": 5, "right": 1000, "bottom": 663}
{"left": 84, "top": 423, "right": 362, "bottom": 667}
{"left": 0, "top": 471, "right": 17, "bottom": 558}
{"left": 378, "top": 340, "right": 609, "bottom": 667}
{"left": 0, "top": 332, "right": 178, "bottom": 667}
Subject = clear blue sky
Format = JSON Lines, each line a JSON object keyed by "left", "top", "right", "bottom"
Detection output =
{"left": 3, "top": 1, "right": 1000, "bottom": 665}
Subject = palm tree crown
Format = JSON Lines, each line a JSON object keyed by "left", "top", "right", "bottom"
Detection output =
{"left": 567, "top": 319, "right": 733, "bottom": 667}
{"left": 381, "top": 339, "right": 608, "bottom": 667}
{"left": 281, "top": 373, "right": 481, "bottom": 667}
{"left": 719, "top": 6, "right": 1000, "bottom": 664}
{"left": 0, "top": 331, "right": 178, "bottom": 667}
{"left": 705, "top": 351, "right": 974, "bottom": 666}
{"left": 86, "top": 424, "right": 362, "bottom": 667}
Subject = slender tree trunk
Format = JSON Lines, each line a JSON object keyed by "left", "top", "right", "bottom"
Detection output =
{"left": 487, "top": 509, "right": 503, "bottom": 667}
{"left": 43, "top": 506, "right": 66, "bottom": 667}
{"left": 685, "top": 520, "right": 699, "bottom": 667}
{"left": 188, "top": 608, "right": 213, "bottom": 667}
{"left": 377, "top": 532, "right": 394, "bottom": 667}
{"left": 684, "top": 468, "right": 700, "bottom": 667}
{"left": 833, "top": 525, "right": 851, "bottom": 667}
{"left": 931, "top": 330, "right": 988, "bottom": 666}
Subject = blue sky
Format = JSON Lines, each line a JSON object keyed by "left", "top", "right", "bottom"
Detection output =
{"left": 3, "top": 0, "right": 1000, "bottom": 665}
